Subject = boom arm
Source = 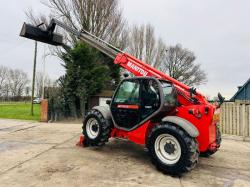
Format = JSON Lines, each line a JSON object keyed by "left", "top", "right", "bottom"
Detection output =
{"left": 21, "top": 19, "right": 207, "bottom": 104}
{"left": 48, "top": 19, "right": 120, "bottom": 59}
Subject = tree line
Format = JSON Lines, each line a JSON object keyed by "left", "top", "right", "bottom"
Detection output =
{"left": 27, "top": 0, "right": 207, "bottom": 87}
{"left": 0, "top": 65, "right": 53, "bottom": 101}
{"left": 0, "top": 65, "right": 29, "bottom": 100}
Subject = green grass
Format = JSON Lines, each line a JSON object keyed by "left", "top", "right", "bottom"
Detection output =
{"left": 0, "top": 102, "right": 40, "bottom": 121}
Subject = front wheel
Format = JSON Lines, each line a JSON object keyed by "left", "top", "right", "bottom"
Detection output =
{"left": 82, "top": 109, "right": 111, "bottom": 146}
{"left": 147, "top": 122, "right": 199, "bottom": 175}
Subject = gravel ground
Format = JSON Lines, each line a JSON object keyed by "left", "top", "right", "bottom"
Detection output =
{"left": 0, "top": 119, "right": 250, "bottom": 187}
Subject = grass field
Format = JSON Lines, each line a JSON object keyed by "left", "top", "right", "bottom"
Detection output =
{"left": 0, "top": 102, "right": 40, "bottom": 121}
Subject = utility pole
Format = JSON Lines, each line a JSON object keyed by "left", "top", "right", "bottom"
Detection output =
{"left": 31, "top": 41, "right": 38, "bottom": 116}
{"left": 42, "top": 45, "right": 46, "bottom": 99}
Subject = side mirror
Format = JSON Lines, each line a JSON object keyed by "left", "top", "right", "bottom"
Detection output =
{"left": 106, "top": 100, "right": 111, "bottom": 105}
{"left": 217, "top": 92, "right": 225, "bottom": 108}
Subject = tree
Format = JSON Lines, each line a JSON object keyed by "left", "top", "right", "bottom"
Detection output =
{"left": 35, "top": 71, "right": 53, "bottom": 98}
{"left": 25, "top": 87, "right": 30, "bottom": 97}
{"left": 0, "top": 65, "right": 8, "bottom": 97}
{"left": 62, "top": 42, "right": 110, "bottom": 117}
{"left": 0, "top": 66, "right": 30, "bottom": 99}
{"left": 8, "top": 69, "right": 29, "bottom": 97}
{"left": 161, "top": 44, "right": 207, "bottom": 86}
{"left": 35, "top": 72, "right": 44, "bottom": 98}
{"left": 128, "top": 24, "right": 166, "bottom": 68}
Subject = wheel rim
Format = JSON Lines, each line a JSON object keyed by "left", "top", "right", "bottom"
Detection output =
{"left": 86, "top": 118, "right": 100, "bottom": 139}
{"left": 154, "top": 134, "right": 181, "bottom": 165}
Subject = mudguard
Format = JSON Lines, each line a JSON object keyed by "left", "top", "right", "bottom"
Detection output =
{"left": 92, "top": 106, "right": 112, "bottom": 120}
{"left": 162, "top": 116, "right": 199, "bottom": 137}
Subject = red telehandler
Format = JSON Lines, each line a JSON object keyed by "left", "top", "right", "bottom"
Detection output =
{"left": 20, "top": 19, "right": 224, "bottom": 175}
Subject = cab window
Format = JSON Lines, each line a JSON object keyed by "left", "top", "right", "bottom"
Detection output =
{"left": 161, "top": 81, "right": 176, "bottom": 105}
{"left": 114, "top": 80, "right": 140, "bottom": 104}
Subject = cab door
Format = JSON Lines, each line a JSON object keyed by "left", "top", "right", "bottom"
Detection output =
{"left": 111, "top": 79, "right": 141, "bottom": 130}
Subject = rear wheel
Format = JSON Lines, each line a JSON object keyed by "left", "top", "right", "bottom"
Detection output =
{"left": 147, "top": 122, "right": 199, "bottom": 175}
{"left": 82, "top": 109, "right": 111, "bottom": 146}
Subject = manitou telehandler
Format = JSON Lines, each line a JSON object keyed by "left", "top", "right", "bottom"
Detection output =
{"left": 20, "top": 19, "right": 224, "bottom": 175}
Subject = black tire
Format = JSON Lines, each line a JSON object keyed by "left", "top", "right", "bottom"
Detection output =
{"left": 200, "top": 126, "right": 221, "bottom": 157}
{"left": 82, "top": 109, "right": 111, "bottom": 146}
{"left": 147, "top": 122, "right": 199, "bottom": 176}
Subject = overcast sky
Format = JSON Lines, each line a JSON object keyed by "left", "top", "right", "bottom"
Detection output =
{"left": 0, "top": 0, "right": 249, "bottom": 99}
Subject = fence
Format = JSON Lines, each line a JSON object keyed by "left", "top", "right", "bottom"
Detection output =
{"left": 220, "top": 102, "right": 250, "bottom": 140}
